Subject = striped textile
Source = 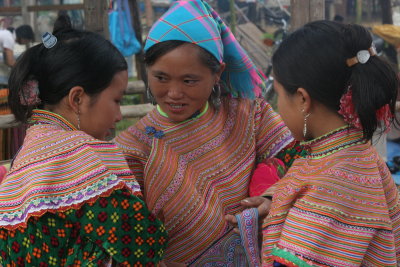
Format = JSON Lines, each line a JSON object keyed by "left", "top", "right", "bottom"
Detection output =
{"left": 0, "top": 109, "right": 142, "bottom": 230}
{"left": 145, "top": 0, "right": 266, "bottom": 98}
{"left": 0, "top": 88, "right": 25, "bottom": 161}
{"left": 0, "top": 88, "right": 10, "bottom": 115}
{"left": 262, "top": 127, "right": 400, "bottom": 266}
{"left": 0, "top": 163, "right": 8, "bottom": 184}
{"left": 114, "top": 97, "right": 293, "bottom": 263}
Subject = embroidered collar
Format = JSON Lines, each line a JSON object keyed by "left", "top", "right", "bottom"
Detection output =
{"left": 301, "top": 125, "right": 365, "bottom": 159}
{"left": 30, "top": 109, "right": 77, "bottom": 131}
{"left": 149, "top": 102, "right": 211, "bottom": 139}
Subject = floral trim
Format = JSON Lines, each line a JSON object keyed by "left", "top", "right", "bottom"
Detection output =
{"left": 275, "top": 141, "right": 307, "bottom": 168}
{"left": 300, "top": 126, "right": 365, "bottom": 159}
{"left": 271, "top": 247, "right": 313, "bottom": 267}
{"left": 0, "top": 174, "right": 130, "bottom": 230}
{"left": 19, "top": 80, "right": 41, "bottom": 106}
{"left": 338, "top": 88, "right": 393, "bottom": 132}
{"left": 300, "top": 125, "right": 349, "bottom": 147}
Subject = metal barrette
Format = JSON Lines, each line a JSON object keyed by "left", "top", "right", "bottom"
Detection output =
{"left": 346, "top": 43, "right": 376, "bottom": 67}
{"left": 42, "top": 32, "right": 57, "bottom": 49}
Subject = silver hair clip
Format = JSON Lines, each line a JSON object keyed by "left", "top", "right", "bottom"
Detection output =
{"left": 346, "top": 43, "right": 376, "bottom": 67}
{"left": 42, "top": 32, "right": 57, "bottom": 49}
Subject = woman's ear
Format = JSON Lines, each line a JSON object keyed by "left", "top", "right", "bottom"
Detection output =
{"left": 216, "top": 62, "right": 226, "bottom": 83}
{"left": 68, "top": 86, "right": 85, "bottom": 113}
{"left": 296, "top": 87, "right": 312, "bottom": 113}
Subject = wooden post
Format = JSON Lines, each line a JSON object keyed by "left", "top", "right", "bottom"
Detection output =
{"left": 381, "top": 0, "right": 393, "bottom": 24}
{"left": 84, "top": 0, "right": 109, "bottom": 38}
{"left": 333, "top": 0, "right": 347, "bottom": 22}
{"left": 290, "top": 0, "right": 325, "bottom": 31}
{"left": 21, "top": 0, "right": 35, "bottom": 47}
{"left": 128, "top": 0, "right": 148, "bottom": 89}
{"left": 310, "top": 0, "right": 325, "bottom": 21}
{"left": 355, "top": 0, "right": 362, "bottom": 23}
{"left": 144, "top": 0, "right": 154, "bottom": 28}
{"left": 366, "top": 0, "right": 372, "bottom": 22}
{"left": 21, "top": 0, "right": 30, "bottom": 25}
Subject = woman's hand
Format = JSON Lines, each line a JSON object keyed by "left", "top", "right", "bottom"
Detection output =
{"left": 225, "top": 196, "right": 272, "bottom": 234}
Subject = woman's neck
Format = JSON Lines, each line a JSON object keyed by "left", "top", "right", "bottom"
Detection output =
{"left": 307, "top": 107, "right": 347, "bottom": 140}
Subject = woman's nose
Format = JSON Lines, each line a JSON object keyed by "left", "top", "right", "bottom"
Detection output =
{"left": 167, "top": 86, "right": 184, "bottom": 99}
{"left": 115, "top": 107, "right": 123, "bottom": 123}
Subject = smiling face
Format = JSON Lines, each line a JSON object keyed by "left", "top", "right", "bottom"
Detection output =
{"left": 79, "top": 70, "right": 127, "bottom": 140}
{"left": 147, "top": 43, "right": 222, "bottom": 123}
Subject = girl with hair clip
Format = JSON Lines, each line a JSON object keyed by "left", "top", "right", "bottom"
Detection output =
{"left": 262, "top": 20, "right": 400, "bottom": 266}
{"left": 0, "top": 16, "right": 167, "bottom": 266}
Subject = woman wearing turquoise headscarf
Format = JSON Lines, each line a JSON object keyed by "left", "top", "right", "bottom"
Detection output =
{"left": 115, "top": 0, "right": 295, "bottom": 265}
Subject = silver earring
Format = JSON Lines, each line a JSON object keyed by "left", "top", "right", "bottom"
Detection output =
{"left": 211, "top": 83, "right": 221, "bottom": 108}
{"left": 303, "top": 110, "right": 310, "bottom": 138}
{"left": 146, "top": 87, "right": 156, "bottom": 105}
{"left": 77, "top": 109, "right": 81, "bottom": 130}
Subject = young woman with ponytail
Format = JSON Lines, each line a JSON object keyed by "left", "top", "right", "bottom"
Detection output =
{"left": 0, "top": 15, "right": 167, "bottom": 265}
{"left": 262, "top": 20, "right": 400, "bottom": 266}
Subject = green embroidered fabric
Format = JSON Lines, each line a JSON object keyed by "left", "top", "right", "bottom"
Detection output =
{"left": 0, "top": 189, "right": 167, "bottom": 266}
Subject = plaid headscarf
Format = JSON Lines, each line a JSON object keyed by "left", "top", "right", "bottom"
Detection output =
{"left": 144, "top": 0, "right": 265, "bottom": 98}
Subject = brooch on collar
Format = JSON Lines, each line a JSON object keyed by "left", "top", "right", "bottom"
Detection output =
{"left": 145, "top": 126, "right": 165, "bottom": 139}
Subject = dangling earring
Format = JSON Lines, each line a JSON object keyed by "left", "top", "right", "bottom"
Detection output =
{"left": 147, "top": 87, "right": 156, "bottom": 105}
{"left": 76, "top": 108, "right": 81, "bottom": 130}
{"left": 302, "top": 109, "right": 311, "bottom": 138}
{"left": 211, "top": 83, "right": 221, "bottom": 108}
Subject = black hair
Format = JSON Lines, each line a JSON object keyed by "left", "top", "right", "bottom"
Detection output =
{"left": 8, "top": 16, "right": 127, "bottom": 123}
{"left": 333, "top": 14, "right": 344, "bottom": 23}
{"left": 6, "top": 27, "right": 15, "bottom": 33}
{"left": 15, "top": 25, "right": 34, "bottom": 41}
{"left": 272, "top": 20, "right": 398, "bottom": 141}
{"left": 53, "top": 12, "right": 72, "bottom": 35}
{"left": 144, "top": 40, "right": 223, "bottom": 106}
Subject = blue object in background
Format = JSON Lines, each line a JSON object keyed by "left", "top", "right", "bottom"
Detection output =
{"left": 388, "top": 141, "right": 400, "bottom": 160}
{"left": 387, "top": 141, "right": 400, "bottom": 184}
{"left": 109, "top": 0, "right": 141, "bottom": 57}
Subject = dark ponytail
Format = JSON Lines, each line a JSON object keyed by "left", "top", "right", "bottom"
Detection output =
{"left": 342, "top": 23, "right": 398, "bottom": 140}
{"left": 8, "top": 45, "right": 44, "bottom": 122}
{"left": 8, "top": 15, "right": 127, "bottom": 123}
{"left": 273, "top": 20, "right": 399, "bottom": 141}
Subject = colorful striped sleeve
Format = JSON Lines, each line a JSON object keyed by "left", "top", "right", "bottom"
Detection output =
{"left": 380, "top": 159, "right": 400, "bottom": 261}
{"left": 255, "top": 98, "right": 293, "bottom": 161}
{"left": 271, "top": 193, "right": 385, "bottom": 266}
{"left": 114, "top": 128, "right": 148, "bottom": 190}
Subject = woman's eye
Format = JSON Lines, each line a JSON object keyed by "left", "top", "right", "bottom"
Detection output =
{"left": 155, "top": 76, "right": 167, "bottom": 82}
{"left": 184, "top": 79, "right": 198, "bottom": 85}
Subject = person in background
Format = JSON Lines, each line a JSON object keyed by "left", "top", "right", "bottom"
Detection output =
{"left": 333, "top": 14, "right": 344, "bottom": 23}
{"left": 114, "top": 0, "right": 297, "bottom": 265}
{"left": 0, "top": 24, "right": 34, "bottom": 68}
{"left": 0, "top": 15, "right": 167, "bottom": 266}
{"left": 0, "top": 25, "right": 34, "bottom": 162}
{"left": 262, "top": 20, "right": 400, "bottom": 266}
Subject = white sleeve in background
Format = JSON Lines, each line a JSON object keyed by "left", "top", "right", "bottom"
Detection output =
{"left": 0, "top": 30, "right": 15, "bottom": 52}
